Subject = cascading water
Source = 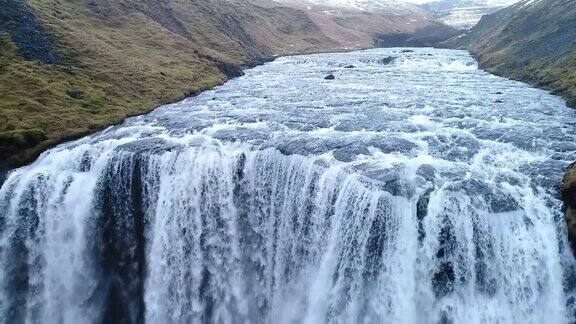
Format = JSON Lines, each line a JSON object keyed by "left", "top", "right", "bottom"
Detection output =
{"left": 1, "top": 48, "right": 576, "bottom": 323}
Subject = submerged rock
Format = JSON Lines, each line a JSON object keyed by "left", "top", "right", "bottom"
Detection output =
{"left": 379, "top": 56, "right": 395, "bottom": 65}
{"left": 324, "top": 74, "right": 335, "bottom": 80}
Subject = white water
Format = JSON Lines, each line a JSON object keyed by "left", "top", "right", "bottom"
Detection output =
{"left": 1, "top": 48, "right": 576, "bottom": 323}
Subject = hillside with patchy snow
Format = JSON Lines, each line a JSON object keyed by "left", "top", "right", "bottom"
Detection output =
{"left": 421, "top": 0, "right": 521, "bottom": 29}
{"left": 276, "top": 0, "right": 422, "bottom": 13}
{"left": 276, "top": 0, "right": 523, "bottom": 28}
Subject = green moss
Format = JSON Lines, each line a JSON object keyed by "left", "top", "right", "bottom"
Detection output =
{"left": 0, "top": 128, "right": 47, "bottom": 149}
{"left": 0, "top": 0, "right": 341, "bottom": 167}
{"left": 0, "top": 3, "right": 226, "bottom": 166}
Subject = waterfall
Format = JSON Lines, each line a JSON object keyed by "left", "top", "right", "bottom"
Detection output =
{"left": 0, "top": 140, "right": 572, "bottom": 323}
{"left": 1, "top": 48, "right": 575, "bottom": 323}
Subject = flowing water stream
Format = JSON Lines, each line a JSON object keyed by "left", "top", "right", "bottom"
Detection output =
{"left": 2, "top": 48, "right": 576, "bottom": 323}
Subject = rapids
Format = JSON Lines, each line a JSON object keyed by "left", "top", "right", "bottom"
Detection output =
{"left": 1, "top": 48, "right": 576, "bottom": 323}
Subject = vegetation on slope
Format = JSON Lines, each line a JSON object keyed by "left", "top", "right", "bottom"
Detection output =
{"left": 0, "top": 0, "right": 337, "bottom": 167}
{"left": 449, "top": 0, "right": 576, "bottom": 107}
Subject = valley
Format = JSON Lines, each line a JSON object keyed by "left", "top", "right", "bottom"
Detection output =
{"left": 2, "top": 48, "right": 575, "bottom": 323}
{"left": 0, "top": 0, "right": 455, "bottom": 168}
{"left": 1, "top": 1, "right": 576, "bottom": 323}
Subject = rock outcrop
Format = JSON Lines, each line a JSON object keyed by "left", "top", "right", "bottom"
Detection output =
{"left": 562, "top": 167, "right": 576, "bottom": 252}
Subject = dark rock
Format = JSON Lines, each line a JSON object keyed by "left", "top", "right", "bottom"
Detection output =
{"left": 0, "top": 0, "right": 62, "bottom": 64}
{"left": 333, "top": 144, "right": 369, "bottom": 162}
{"left": 379, "top": 56, "right": 395, "bottom": 65}
{"left": 562, "top": 167, "right": 576, "bottom": 256}
{"left": 416, "top": 165, "right": 436, "bottom": 183}
{"left": 66, "top": 89, "right": 84, "bottom": 99}
{"left": 344, "top": 64, "right": 355, "bottom": 68}
{"left": 324, "top": 74, "right": 335, "bottom": 80}
{"left": 433, "top": 261, "right": 455, "bottom": 298}
{"left": 417, "top": 188, "right": 434, "bottom": 241}
{"left": 401, "top": 49, "right": 414, "bottom": 53}
{"left": 215, "top": 62, "right": 244, "bottom": 78}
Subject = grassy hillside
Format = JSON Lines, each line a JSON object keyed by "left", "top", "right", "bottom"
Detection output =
{"left": 0, "top": 0, "right": 455, "bottom": 168}
{"left": 449, "top": 0, "right": 576, "bottom": 107}
{"left": 0, "top": 0, "right": 337, "bottom": 167}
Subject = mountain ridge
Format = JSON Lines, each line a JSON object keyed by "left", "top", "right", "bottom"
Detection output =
{"left": 421, "top": 0, "right": 521, "bottom": 29}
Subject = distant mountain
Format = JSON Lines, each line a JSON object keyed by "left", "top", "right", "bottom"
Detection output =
{"left": 276, "top": 0, "right": 522, "bottom": 29}
{"left": 275, "top": 0, "right": 423, "bottom": 13}
{"left": 421, "top": 0, "right": 521, "bottom": 29}
{"left": 275, "top": 0, "right": 457, "bottom": 48}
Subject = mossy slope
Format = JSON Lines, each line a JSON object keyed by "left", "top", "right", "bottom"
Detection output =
{"left": 0, "top": 0, "right": 456, "bottom": 168}
{"left": 448, "top": 0, "right": 576, "bottom": 108}
{"left": 0, "top": 0, "right": 336, "bottom": 167}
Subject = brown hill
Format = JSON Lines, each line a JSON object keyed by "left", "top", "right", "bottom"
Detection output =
{"left": 0, "top": 0, "right": 455, "bottom": 168}
{"left": 278, "top": 2, "right": 458, "bottom": 48}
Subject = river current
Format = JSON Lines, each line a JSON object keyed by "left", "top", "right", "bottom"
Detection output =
{"left": 2, "top": 48, "right": 576, "bottom": 323}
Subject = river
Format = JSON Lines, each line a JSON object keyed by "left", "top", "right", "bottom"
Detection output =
{"left": 1, "top": 48, "right": 576, "bottom": 323}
